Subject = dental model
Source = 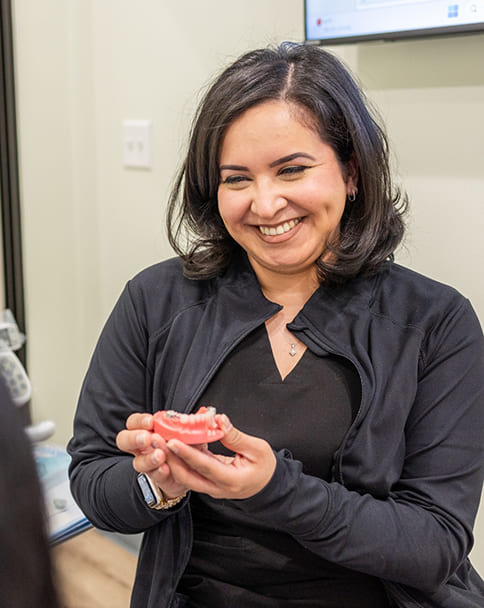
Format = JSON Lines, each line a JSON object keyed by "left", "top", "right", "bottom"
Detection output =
{"left": 153, "top": 406, "right": 225, "bottom": 444}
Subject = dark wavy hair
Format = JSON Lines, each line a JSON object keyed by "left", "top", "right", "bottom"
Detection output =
{"left": 167, "top": 43, "right": 407, "bottom": 286}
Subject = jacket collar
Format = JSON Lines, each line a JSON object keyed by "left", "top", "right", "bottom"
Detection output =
{"left": 218, "top": 248, "right": 387, "bottom": 341}
{"left": 215, "top": 249, "right": 282, "bottom": 324}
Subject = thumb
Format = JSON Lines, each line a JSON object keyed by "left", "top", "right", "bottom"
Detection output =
{"left": 218, "top": 415, "right": 266, "bottom": 457}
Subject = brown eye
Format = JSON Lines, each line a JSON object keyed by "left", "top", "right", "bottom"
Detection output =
{"left": 279, "top": 165, "right": 309, "bottom": 177}
{"left": 220, "top": 174, "right": 251, "bottom": 189}
{"left": 222, "top": 175, "right": 248, "bottom": 184}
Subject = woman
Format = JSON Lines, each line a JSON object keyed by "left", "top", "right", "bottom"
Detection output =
{"left": 68, "top": 44, "right": 484, "bottom": 607}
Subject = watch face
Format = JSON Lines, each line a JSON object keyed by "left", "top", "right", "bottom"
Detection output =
{"left": 137, "top": 474, "right": 157, "bottom": 507}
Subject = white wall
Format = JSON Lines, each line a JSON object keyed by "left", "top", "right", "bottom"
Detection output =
{"left": 356, "top": 35, "right": 484, "bottom": 316}
{"left": 13, "top": 1, "right": 100, "bottom": 451}
{"left": 12, "top": 0, "right": 483, "bottom": 575}
{"left": 12, "top": 0, "right": 302, "bottom": 446}
{"left": 91, "top": 1, "right": 304, "bottom": 314}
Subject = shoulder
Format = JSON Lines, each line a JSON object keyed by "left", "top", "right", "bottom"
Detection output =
{"left": 107, "top": 257, "right": 217, "bottom": 336}
{"left": 370, "top": 263, "right": 474, "bottom": 332}
{"left": 377, "top": 262, "right": 463, "bottom": 301}
{"left": 128, "top": 256, "right": 187, "bottom": 287}
{"left": 127, "top": 257, "right": 214, "bottom": 305}
{"left": 366, "top": 263, "right": 483, "bottom": 372}
{"left": 120, "top": 256, "right": 261, "bottom": 332}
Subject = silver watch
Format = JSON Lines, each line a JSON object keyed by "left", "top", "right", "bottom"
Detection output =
{"left": 136, "top": 473, "right": 187, "bottom": 510}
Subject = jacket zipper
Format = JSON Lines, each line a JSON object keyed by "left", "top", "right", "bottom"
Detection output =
{"left": 298, "top": 329, "right": 425, "bottom": 608}
{"left": 167, "top": 317, "right": 276, "bottom": 606}
{"left": 167, "top": 504, "right": 193, "bottom": 608}
{"left": 385, "top": 583, "right": 425, "bottom": 608}
{"left": 184, "top": 316, "right": 279, "bottom": 414}
{"left": 292, "top": 325, "right": 368, "bottom": 485}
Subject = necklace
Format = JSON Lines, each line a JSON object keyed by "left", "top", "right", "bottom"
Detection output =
{"left": 289, "top": 344, "right": 297, "bottom": 357}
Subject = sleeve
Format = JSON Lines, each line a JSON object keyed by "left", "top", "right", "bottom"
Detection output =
{"left": 67, "top": 281, "right": 187, "bottom": 534}
{"left": 233, "top": 298, "right": 484, "bottom": 593}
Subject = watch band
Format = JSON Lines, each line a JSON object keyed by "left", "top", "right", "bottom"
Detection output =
{"left": 137, "top": 473, "right": 188, "bottom": 510}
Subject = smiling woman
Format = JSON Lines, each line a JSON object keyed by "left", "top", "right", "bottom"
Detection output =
{"left": 217, "top": 100, "right": 356, "bottom": 285}
{"left": 68, "top": 43, "right": 484, "bottom": 608}
{"left": 167, "top": 44, "right": 406, "bottom": 287}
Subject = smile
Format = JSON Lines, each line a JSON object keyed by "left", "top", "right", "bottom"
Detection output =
{"left": 259, "top": 218, "right": 301, "bottom": 236}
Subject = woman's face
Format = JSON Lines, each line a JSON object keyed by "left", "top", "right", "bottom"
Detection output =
{"left": 217, "top": 100, "right": 357, "bottom": 283}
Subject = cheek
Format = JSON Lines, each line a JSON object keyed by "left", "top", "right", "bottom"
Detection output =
{"left": 217, "top": 195, "right": 230, "bottom": 228}
{"left": 302, "top": 182, "right": 347, "bottom": 214}
{"left": 217, "top": 191, "right": 246, "bottom": 229}
{"left": 217, "top": 189, "right": 230, "bottom": 224}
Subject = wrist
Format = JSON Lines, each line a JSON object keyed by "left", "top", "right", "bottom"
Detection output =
{"left": 136, "top": 473, "right": 188, "bottom": 510}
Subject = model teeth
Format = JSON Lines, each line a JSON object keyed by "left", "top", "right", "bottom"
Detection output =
{"left": 165, "top": 407, "right": 216, "bottom": 425}
{"left": 259, "top": 218, "right": 301, "bottom": 236}
{"left": 206, "top": 407, "right": 217, "bottom": 427}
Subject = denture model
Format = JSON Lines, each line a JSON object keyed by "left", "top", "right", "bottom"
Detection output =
{"left": 152, "top": 406, "right": 225, "bottom": 444}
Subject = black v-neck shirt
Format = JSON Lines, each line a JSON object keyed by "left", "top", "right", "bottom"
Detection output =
{"left": 178, "top": 325, "right": 390, "bottom": 607}
{"left": 200, "top": 323, "right": 360, "bottom": 478}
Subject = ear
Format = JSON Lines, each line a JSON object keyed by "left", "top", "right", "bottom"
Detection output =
{"left": 345, "top": 156, "right": 359, "bottom": 195}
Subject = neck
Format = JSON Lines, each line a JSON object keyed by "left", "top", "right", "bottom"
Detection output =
{"left": 251, "top": 263, "right": 320, "bottom": 312}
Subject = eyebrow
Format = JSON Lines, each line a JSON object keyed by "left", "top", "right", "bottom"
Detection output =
{"left": 219, "top": 152, "right": 316, "bottom": 172}
{"left": 219, "top": 164, "right": 249, "bottom": 172}
{"left": 269, "top": 152, "right": 316, "bottom": 167}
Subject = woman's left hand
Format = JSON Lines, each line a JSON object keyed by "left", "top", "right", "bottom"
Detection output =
{"left": 164, "top": 415, "right": 276, "bottom": 499}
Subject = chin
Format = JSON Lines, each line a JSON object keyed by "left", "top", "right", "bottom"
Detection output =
{"left": 262, "top": 256, "right": 318, "bottom": 275}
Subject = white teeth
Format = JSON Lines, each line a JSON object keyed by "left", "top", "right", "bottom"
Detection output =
{"left": 259, "top": 218, "right": 301, "bottom": 236}
{"left": 206, "top": 407, "right": 216, "bottom": 427}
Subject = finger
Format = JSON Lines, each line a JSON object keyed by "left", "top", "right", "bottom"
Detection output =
{"left": 193, "top": 443, "right": 209, "bottom": 452}
{"left": 116, "top": 428, "right": 153, "bottom": 454}
{"left": 148, "top": 465, "right": 190, "bottom": 501}
{"left": 164, "top": 445, "right": 222, "bottom": 494}
{"left": 132, "top": 448, "right": 167, "bottom": 473}
{"left": 150, "top": 433, "right": 168, "bottom": 449}
{"left": 166, "top": 439, "right": 236, "bottom": 480}
{"left": 218, "top": 417, "right": 267, "bottom": 460}
{"left": 126, "top": 413, "right": 153, "bottom": 431}
{"left": 211, "top": 453, "right": 235, "bottom": 465}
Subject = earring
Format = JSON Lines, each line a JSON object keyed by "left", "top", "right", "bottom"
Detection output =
{"left": 348, "top": 188, "right": 358, "bottom": 202}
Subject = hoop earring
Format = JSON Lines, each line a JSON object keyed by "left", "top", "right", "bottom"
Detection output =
{"left": 348, "top": 189, "right": 358, "bottom": 202}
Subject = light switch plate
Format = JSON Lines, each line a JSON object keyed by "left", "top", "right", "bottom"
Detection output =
{"left": 122, "top": 119, "right": 152, "bottom": 169}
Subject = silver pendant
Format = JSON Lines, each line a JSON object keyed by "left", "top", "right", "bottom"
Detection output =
{"left": 289, "top": 344, "right": 297, "bottom": 357}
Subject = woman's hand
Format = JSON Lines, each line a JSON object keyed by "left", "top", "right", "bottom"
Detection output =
{"left": 164, "top": 415, "right": 277, "bottom": 499}
{"left": 116, "top": 413, "right": 189, "bottom": 500}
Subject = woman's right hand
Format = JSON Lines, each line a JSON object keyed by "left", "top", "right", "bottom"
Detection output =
{"left": 116, "top": 413, "right": 189, "bottom": 500}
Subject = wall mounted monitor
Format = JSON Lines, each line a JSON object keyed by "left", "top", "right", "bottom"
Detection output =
{"left": 305, "top": 1, "right": 484, "bottom": 45}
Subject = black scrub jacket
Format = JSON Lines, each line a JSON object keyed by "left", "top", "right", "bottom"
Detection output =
{"left": 68, "top": 253, "right": 484, "bottom": 608}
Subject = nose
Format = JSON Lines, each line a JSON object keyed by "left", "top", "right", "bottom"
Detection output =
{"left": 250, "top": 181, "right": 287, "bottom": 219}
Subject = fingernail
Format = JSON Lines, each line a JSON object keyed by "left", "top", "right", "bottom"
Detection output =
{"left": 151, "top": 451, "right": 161, "bottom": 466}
{"left": 151, "top": 438, "right": 160, "bottom": 449}
{"left": 142, "top": 416, "right": 152, "bottom": 429}
{"left": 136, "top": 433, "right": 147, "bottom": 448}
{"left": 167, "top": 440, "right": 179, "bottom": 454}
{"left": 220, "top": 414, "right": 232, "bottom": 432}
